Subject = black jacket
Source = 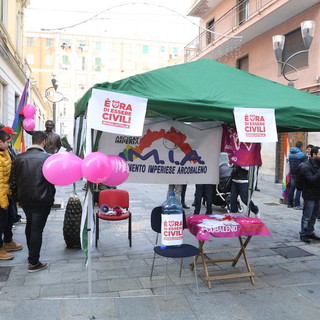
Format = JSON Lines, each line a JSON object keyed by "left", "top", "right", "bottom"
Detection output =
{"left": 232, "top": 165, "right": 248, "bottom": 181}
{"left": 300, "top": 158, "right": 320, "bottom": 200}
{"left": 11, "top": 147, "right": 55, "bottom": 207}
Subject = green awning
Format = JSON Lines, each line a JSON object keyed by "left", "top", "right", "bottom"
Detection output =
{"left": 75, "top": 59, "right": 320, "bottom": 132}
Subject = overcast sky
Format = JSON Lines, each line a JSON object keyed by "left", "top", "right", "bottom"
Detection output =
{"left": 25, "top": 0, "right": 199, "bottom": 44}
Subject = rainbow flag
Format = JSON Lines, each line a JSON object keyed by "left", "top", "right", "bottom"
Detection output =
{"left": 282, "top": 133, "right": 291, "bottom": 198}
{"left": 12, "top": 80, "right": 29, "bottom": 152}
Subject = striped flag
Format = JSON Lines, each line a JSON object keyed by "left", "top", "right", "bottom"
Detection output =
{"left": 282, "top": 133, "right": 291, "bottom": 198}
{"left": 12, "top": 80, "right": 29, "bottom": 152}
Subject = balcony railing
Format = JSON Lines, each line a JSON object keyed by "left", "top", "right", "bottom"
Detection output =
{"left": 185, "top": 0, "right": 276, "bottom": 62}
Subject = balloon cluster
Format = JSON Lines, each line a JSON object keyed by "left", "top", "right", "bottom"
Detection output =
{"left": 22, "top": 104, "right": 36, "bottom": 131}
{"left": 42, "top": 152, "right": 130, "bottom": 187}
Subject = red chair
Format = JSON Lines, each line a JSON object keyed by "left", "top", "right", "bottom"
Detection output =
{"left": 95, "top": 189, "right": 132, "bottom": 247}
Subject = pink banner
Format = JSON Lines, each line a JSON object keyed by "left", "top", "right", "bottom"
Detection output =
{"left": 221, "top": 124, "right": 262, "bottom": 166}
{"left": 187, "top": 214, "right": 271, "bottom": 241}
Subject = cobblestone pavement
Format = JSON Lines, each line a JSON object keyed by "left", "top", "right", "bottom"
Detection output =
{"left": 1, "top": 180, "right": 320, "bottom": 319}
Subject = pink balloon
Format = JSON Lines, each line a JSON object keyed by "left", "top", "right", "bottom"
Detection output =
{"left": 81, "top": 152, "right": 112, "bottom": 184}
{"left": 42, "top": 152, "right": 83, "bottom": 186}
{"left": 23, "top": 104, "right": 36, "bottom": 118}
{"left": 103, "top": 155, "right": 130, "bottom": 186}
{"left": 22, "top": 118, "right": 35, "bottom": 131}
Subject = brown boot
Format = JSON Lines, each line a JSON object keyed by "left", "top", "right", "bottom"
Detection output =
{"left": 3, "top": 241, "right": 23, "bottom": 252}
{"left": 0, "top": 247, "right": 14, "bottom": 260}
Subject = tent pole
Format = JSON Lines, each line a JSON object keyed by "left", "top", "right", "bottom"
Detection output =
{"left": 85, "top": 126, "right": 95, "bottom": 319}
{"left": 247, "top": 166, "right": 256, "bottom": 216}
{"left": 87, "top": 191, "right": 95, "bottom": 320}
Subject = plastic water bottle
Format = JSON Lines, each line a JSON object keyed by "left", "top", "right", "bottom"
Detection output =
{"left": 161, "top": 190, "right": 183, "bottom": 247}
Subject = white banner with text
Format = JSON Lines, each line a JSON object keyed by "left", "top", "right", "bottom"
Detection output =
{"left": 87, "top": 88, "right": 148, "bottom": 136}
{"left": 233, "top": 107, "right": 278, "bottom": 143}
{"left": 98, "top": 121, "right": 222, "bottom": 184}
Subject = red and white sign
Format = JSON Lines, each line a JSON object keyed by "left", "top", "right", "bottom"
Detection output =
{"left": 87, "top": 88, "right": 148, "bottom": 136}
{"left": 233, "top": 107, "right": 278, "bottom": 143}
{"left": 161, "top": 214, "right": 183, "bottom": 246}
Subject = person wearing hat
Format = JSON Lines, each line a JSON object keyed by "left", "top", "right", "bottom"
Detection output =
{"left": 0, "top": 129, "right": 23, "bottom": 260}
{"left": 2, "top": 126, "right": 17, "bottom": 135}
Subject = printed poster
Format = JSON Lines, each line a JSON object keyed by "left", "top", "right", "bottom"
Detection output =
{"left": 233, "top": 107, "right": 278, "bottom": 143}
{"left": 87, "top": 88, "right": 148, "bottom": 136}
{"left": 221, "top": 125, "right": 262, "bottom": 166}
{"left": 98, "top": 120, "right": 222, "bottom": 184}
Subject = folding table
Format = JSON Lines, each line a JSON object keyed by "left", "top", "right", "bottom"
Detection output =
{"left": 187, "top": 214, "right": 271, "bottom": 288}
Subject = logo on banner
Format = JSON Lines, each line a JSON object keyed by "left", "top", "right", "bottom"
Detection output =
{"left": 102, "top": 99, "right": 132, "bottom": 129}
{"left": 118, "top": 126, "right": 206, "bottom": 175}
{"left": 244, "top": 114, "right": 266, "bottom": 137}
{"left": 161, "top": 214, "right": 183, "bottom": 246}
{"left": 98, "top": 120, "right": 222, "bottom": 184}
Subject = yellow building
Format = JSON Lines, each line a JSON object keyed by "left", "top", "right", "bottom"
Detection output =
{"left": 0, "top": 0, "right": 48, "bottom": 142}
{"left": 24, "top": 31, "right": 186, "bottom": 145}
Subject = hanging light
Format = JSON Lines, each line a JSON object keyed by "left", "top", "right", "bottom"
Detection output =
{"left": 301, "top": 20, "right": 315, "bottom": 50}
{"left": 272, "top": 35, "right": 285, "bottom": 62}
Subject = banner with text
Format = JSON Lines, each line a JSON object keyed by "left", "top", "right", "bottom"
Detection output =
{"left": 98, "top": 121, "right": 222, "bottom": 184}
{"left": 87, "top": 88, "right": 148, "bottom": 136}
{"left": 233, "top": 107, "right": 277, "bottom": 143}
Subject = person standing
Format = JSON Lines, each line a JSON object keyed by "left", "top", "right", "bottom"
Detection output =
{"left": 0, "top": 130, "right": 22, "bottom": 260}
{"left": 180, "top": 184, "right": 190, "bottom": 209}
{"left": 299, "top": 146, "right": 320, "bottom": 243}
{"left": 11, "top": 131, "right": 55, "bottom": 272}
{"left": 168, "top": 184, "right": 190, "bottom": 209}
{"left": 193, "top": 184, "right": 213, "bottom": 215}
{"left": 1, "top": 126, "right": 22, "bottom": 223}
{"left": 306, "top": 144, "right": 314, "bottom": 158}
{"left": 230, "top": 165, "right": 259, "bottom": 215}
{"left": 288, "top": 141, "right": 307, "bottom": 209}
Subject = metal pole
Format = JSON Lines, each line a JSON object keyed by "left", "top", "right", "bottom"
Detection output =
{"left": 53, "top": 102, "right": 56, "bottom": 125}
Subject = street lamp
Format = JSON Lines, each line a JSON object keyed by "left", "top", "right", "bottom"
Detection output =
{"left": 272, "top": 20, "right": 315, "bottom": 87}
{"left": 45, "top": 77, "right": 66, "bottom": 125}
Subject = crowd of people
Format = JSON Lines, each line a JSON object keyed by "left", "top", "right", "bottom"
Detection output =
{"left": 168, "top": 141, "right": 320, "bottom": 245}
{"left": 3, "top": 121, "right": 319, "bottom": 272}
{"left": 168, "top": 160, "right": 259, "bottom": 217}
{"left": 0, "top": 121, "right": 61, "bottom": 272}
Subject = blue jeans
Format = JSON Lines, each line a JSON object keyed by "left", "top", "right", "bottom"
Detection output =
{"left": 230, "top": 182, "right": 259, "bottom": 214}
{"left": 194, "top": 184, "right": 213, "bottom": 215}
{"left": 288, "top": 175, "right": 301, "bottom": 207}
{"left": 22, "top": 206, "right": 51, "bottom": 265}
{"left": 0, "top": 206, "right": 14, "bottom": 248}
{"left": 300, "top": 200, "right": 319, "bottom": 237}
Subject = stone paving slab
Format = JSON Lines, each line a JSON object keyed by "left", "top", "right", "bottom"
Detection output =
{"left": 2, "top": 180, "right": 320, "bottom": 319}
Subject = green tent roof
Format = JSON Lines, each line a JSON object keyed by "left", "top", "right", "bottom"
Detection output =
{"left": 75, "top": 59, "right": 320, "bottom": 132}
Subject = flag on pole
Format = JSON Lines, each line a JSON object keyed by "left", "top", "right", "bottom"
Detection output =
{"left": 12, "top": 80, "right": 29, "bottom": 152}
{"left": 282, "top": 133, "right": 291, "bottom": 198}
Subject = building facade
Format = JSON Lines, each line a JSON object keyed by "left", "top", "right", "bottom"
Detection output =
{"left": 0, "top": 0, "right": 49, "bottom": 144}
{"left": 24, "top": 31, "right": 186, "bottom": 146}
{"left": 186, "top": 0, "right": 320, "bottom": 182}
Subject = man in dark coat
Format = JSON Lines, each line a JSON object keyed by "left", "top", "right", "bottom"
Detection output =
{"left": 299, "top": 146, "right": 320, "bottom": 243}
{"left": 288, "top": 141, "right": 307, "bottom": 209}
{"left": 11, "top": 131, "right": 55, "bottom": 272}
